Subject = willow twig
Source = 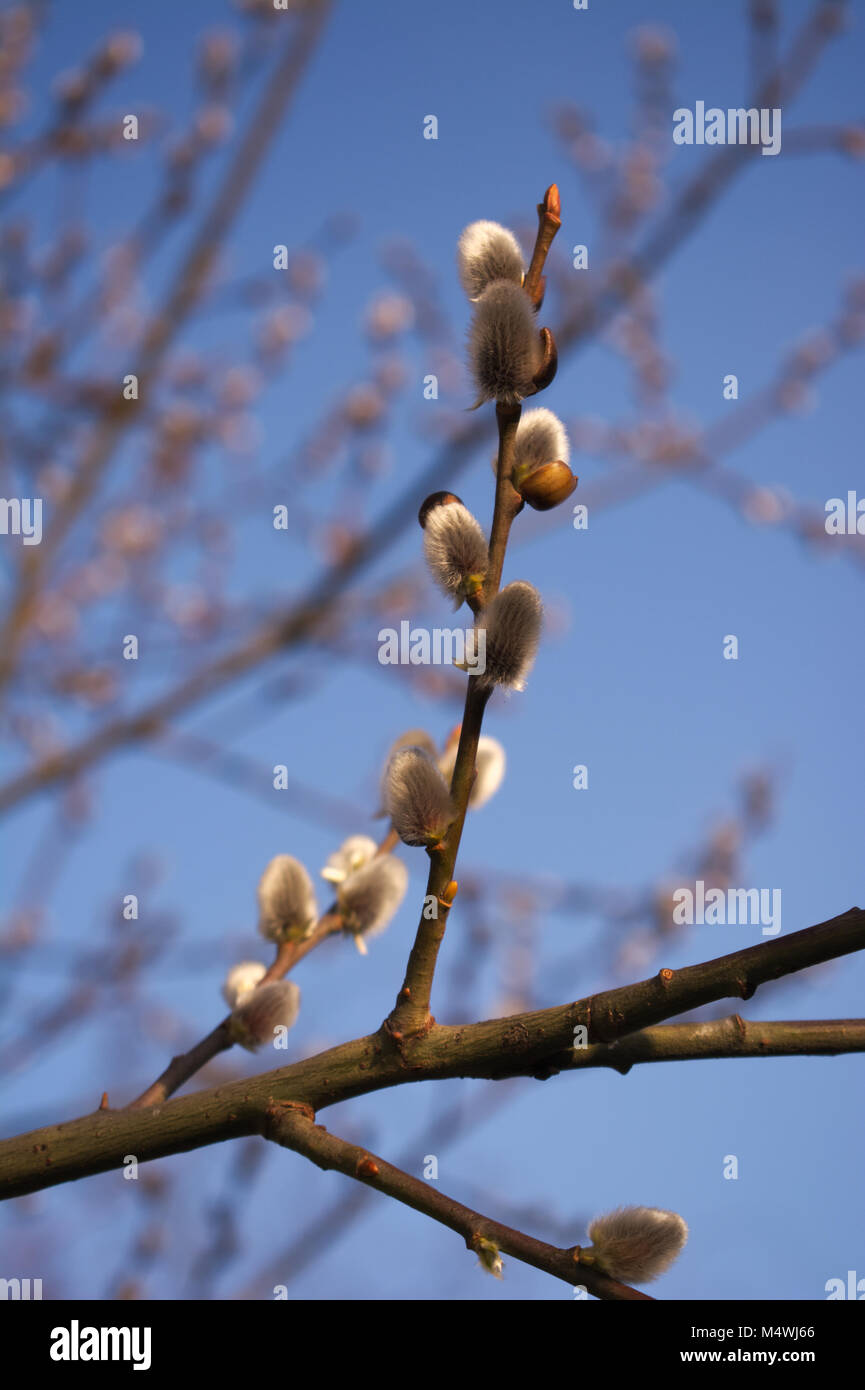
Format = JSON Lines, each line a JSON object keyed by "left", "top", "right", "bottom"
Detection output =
{"left": 127, "top": 824, "right": 402, "bottom": 1108}
{"left": 263, "top": 1103, "right": 651, "bottom": 1300}
{"left": 387, "top": 190, "right": 560, "bottom": 1039}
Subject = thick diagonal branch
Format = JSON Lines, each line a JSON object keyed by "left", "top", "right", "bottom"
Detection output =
{"left": 0, "top": 907, "right": 861, "bottom": 1201}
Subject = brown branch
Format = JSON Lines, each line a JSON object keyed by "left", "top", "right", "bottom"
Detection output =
{"left": 485, "top": 402, "right": 525, "bottom": 597}
{"left": 524, "top": 183, "right": 561, "bottom": 309}
{"left": 386, "top": 680, "right": 489, "bottom": 1037}
{"left": 387, "top": 193, "right": 561, "bottom": 1038}
{"left": 127, "top": 833, "right": 401, "bottom": 1108}
{"left": 546, "top": 1015, "right": 865, "bottom": 1076}
{"left": 125, "top": 914, "right": 343, "bottom": 1109}
{"left": 246, "top": 1011, "right": 862, "bottom": 1289}
{"left": 0, "top": 906, "right": 861, "bottom": 1201}
{"left": 263, "top": 1102, "right": 650, "bottom": 1300}
{"left": 126, "top": 1018, "right": 235, "bottom": 1111}
{"left": 247, "top": 1006, "right": 851, "bottom": 1295}
{"left": 234, "top": 1077, "right": 517, "bottom": 1298}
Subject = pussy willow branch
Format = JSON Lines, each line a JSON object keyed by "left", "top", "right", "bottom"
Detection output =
{"left": 387, "top": 678, "right": 491, "bottom": 1037}
{"left": 128, "top": 832, "right": 400, "bottom": 1109}
{"left": 1, "top": 906, "right": 861, "bottom": 1201}
{"left": 387, "top": 190, "right": 560, "bottom": 1037}
{"left": 386, "top": 410, "right": 521, "bottom": 1035}
{"left": 126, "top": 914, "right": 341, "bottom": 1110}
{"left": 237, "top": 1011, "right": 865, "bottom": 1296}
{"left": 263, "top": 1103, "right": 650, "bottom": 1301}
{"left": 236, "top": 1076, "right": 517, "bottom": 1298}
{"left": 0, "top": 3, "right": 844, "bottom": 815}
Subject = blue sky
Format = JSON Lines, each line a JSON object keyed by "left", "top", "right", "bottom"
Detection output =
{"left": 1, "top": 0, "right": 863, "bottom": 1300}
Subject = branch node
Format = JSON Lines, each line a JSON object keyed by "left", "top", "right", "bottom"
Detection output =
{"left": 267, "top": 1099, "right": 315, "bottom": 1124}
{"left": 436, "top": 879, "right": 459, "bottom": 912}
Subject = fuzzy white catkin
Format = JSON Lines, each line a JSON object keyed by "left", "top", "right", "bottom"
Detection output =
{"left": 257, "top": 854, "right": 318, "bottom": 943}
{"left": 222, "top": 960, "right": 267, "bottom": 1009}
{"left": 376, "top": 729, "right": 437, "bottom": 817}
{"left": 229, "top": 980, "right": 300, "bottom": 1052}
{"left": 321, "top": 835, "right": 378, "bottom": 884}
{"left": 586, "top": 1206, "right": 688, "bottom": 1283}
{"left": 489, "top": 408, "right": 569, "bottom": 480}
{"left": 468, "top": 281, "right": 541, "bottom": 406}
{"left": 511, "top": 408, "right": 570, "bottom": 476}
{"left": 423, "top": 501, "right": 488, "bottom": 604}
{"left": 337, "top": 856, "right": 409, "bottom": 950}
{"left": 457, "top": 220, "right": 525, "bottom": 301}
{"left": 439, "top": 735, "right": 506, "bottom": 810}
{"left": 385, "top": 746, "right": 455, "bottom": 847}
{"left": 474, "top": 581, "right": 543, "bottom": 691}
